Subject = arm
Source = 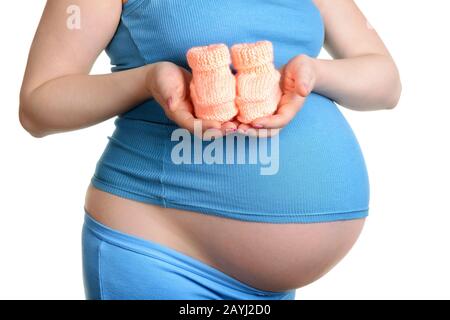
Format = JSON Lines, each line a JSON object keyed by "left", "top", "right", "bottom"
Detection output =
{"left": 242, "top": 0, "right": 402, "bottom": 132}
{"left": 19, "top": 0, "right": 154, "bottom": 138}
{"left": 312, "top": 0, "right": 402, "bottom": 110}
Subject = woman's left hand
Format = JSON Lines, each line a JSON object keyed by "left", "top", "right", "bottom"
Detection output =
{"left": 237, "top": 54, "right": 317, "bottom": 137}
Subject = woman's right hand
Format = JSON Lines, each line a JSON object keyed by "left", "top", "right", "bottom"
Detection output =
{"left": 146, "top": 61, "right": 237, "bottom": 138}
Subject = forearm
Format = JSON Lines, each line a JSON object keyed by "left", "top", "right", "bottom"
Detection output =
{"left": 19, "top": 64, "right": 154, "bottom": 137}
{"left": 313, "top": 54, "right": 402, "bottom": 111}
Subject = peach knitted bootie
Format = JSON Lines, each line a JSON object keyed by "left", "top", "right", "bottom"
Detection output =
{"left": 231, "top": 41, "right": 281, "bottom": 124}
{"left": 186, "top": 44, "right": 238, "bottom": 122}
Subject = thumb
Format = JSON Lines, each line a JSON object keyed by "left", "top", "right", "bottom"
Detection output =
{"left": 295, "top": 71, "right": 313, "bottom": 97}
{"left": 281, "top": 60, "right": 310, "bottom": 97}
{"left": 160, "top": 68, "right": 190, "bottom": 112}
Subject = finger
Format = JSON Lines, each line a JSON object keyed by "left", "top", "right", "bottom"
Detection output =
{"left": 282, "top": 57, "right": 314, "bottom": 97}
{"left": 178, "top": 116, "right": 222, "bottom": 138}
{"left": 167, "top": 83, "right": 188, "bottom": 112}
{"left": 168, "top": 102, "right": 195, "bottom": 133}
{"left": 251, "top": 93, "right": 305, "bottom": 129}
{"left": 254, "top": 128, "right": 281, "bottom": 138}
{"left": 169, "top": 67, "right": 194, "bottom": 112}
{"left": 235, "top": 122, "right": 281, "bottom": 137}
{"left": 237, "top": 123, "right": 252, "bottom": 135}
{"left": 295, "top": 71, "right": 313, "bottom": 97}
{"left": 221, "top": 121, "right": 238, "bottom": 135}
{"left": 200, "top": 119, "right": 223, "bottom": 131}
{"left": 243, "top": 127, "right": 259, "bottom": 137}
{"left": 170, "top": 107, "right": 196, "bottom": 133}
{"left": 238, "top": 127, "right": 280, "bottom": 138}
{"left": 166, "top": 95, "right": 193, "bottom": 119}
{"left": 203, "top": 128, "right": 224, "bottom": 140}
{"left": 265, "top": 128, "right": 281, "bottom": 138}
{"left": 157, "top": 67, "right": 189, "bottom": 112}
{"left": 230, "top": 119, "right": 241, "bottom": 128}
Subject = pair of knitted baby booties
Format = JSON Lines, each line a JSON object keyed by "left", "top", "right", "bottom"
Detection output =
{"left": 186, "top": 40, "right": 281, "bottom": 124}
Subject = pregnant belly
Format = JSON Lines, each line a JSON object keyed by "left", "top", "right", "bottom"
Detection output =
{"left": 95, "top": 93, "right": 370, "bottom": 222}
{"left": 85, "top": 186, "right": 366, "bottom": 292}
{"left": 90, "top": 93, "right": 369, "bottom": 291}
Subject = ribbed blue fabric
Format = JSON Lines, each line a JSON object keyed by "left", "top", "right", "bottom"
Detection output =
{"left": 92, "top": 0, "right": 370, "bottom": 223}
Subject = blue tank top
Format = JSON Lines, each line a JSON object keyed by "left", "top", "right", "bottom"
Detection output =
{"left": 92, "top": 0, "right": 370, "bottom": 223}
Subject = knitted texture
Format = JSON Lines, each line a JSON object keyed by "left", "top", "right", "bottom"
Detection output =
{"left": 231, "top": 41, "right": 281, "bottom": 124}
{"left": 186, "top": 44, "right": 238, "bottom": 122}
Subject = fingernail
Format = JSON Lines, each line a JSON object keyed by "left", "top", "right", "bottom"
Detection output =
{"left": 253, "top": 124, "right": 263, "bottom": 129}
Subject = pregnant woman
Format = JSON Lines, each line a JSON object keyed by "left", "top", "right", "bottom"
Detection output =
{"left": 19, "top": 0, "right": 401, "bottom": 300}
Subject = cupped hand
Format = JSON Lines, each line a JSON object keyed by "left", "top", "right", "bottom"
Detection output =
{"left": 146, "top": 61, "right": 238, "bottom": 138}
{"left": 237, "top": 54, "right": 317, "bottom": 137}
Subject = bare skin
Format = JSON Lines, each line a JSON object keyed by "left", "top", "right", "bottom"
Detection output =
{"left": 85, "top": 186, "right": 365, "bottom": 292}
{"left": 20, "top": 0, "right": 400, "bottom": 292}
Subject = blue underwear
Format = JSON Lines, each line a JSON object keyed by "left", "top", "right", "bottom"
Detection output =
{"left": 82, "top": 212, "right": 296, "bottom": 300}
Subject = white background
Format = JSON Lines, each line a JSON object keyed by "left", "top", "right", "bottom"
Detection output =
{"left": 1, "top": 0, "right": 449, "bottom": 300}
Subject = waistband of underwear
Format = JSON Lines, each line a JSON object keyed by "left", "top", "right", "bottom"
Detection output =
{"left": 83, "top": 210, "right": 295, "bottom": 298}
